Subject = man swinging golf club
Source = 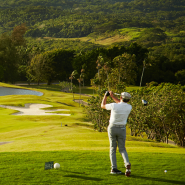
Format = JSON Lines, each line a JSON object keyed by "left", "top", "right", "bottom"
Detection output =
{"left": 101, "top": 91, "right": 132, "bottom": 176}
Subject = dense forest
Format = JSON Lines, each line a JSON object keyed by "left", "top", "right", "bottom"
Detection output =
{"left": 0, "top": 0, "right": 185, "bottom": 38}
{"left": 0, "top": 0, "right": 185, "bottom": 86}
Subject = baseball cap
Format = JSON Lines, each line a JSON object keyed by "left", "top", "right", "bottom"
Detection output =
{"left": 121, "top": 92, "right": 131, "bottom": 100}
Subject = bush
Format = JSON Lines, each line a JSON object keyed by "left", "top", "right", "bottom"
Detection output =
{"left": 128, "top": 83, "right": 185, "bottom": 146}
{"left": 59, "top": 81, "right": 76, "bottom": 92}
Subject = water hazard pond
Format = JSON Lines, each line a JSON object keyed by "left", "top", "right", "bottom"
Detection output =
{"left": 0, "top": 87, "right": 43, "bottom": 96}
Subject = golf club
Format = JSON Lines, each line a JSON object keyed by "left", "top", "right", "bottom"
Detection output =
{"left": 105, "top": 91, "right": 120, "bottom": 96}
{"left": 105, "top": 91, "right": 148, "bottom": 106}
{"left": 105, "top": 91, "right": 121, "bottom": 96}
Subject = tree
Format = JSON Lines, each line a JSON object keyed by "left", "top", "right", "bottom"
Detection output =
{"left": 85, "top": 89, "right": 111, "bottom": 132}
{"left": 112, "top": 53, "right": 137, "bottom": 85}
{"left": 91, "top": 52, "right": 138, "bottom": 94}
{"left": 27, "top": 48, "right": 76, "bottom": 85}
{"left": 73, "top": 49, "right": 101, "bottom": 85}
{"left": 0, "top": 24, "right": 28, "bottom": 83}
{"left": 69, "top": 70, "right": 78, "bottom": 92}
{"left": 128, "top": 83, "right": 185, "bottom": 146}
{"left": 27, "top": 54, "right": 47, "bottom": 85}
{"left": 11, "top": 23, "right": 27, "bottom": 47}
{"left": 175, "top": 69, "right": 185, "bottom": 85}
{"left": 0, "top": 33, "right": 19, "bottom": 83}
{"left": 138, "top": 28, "right": 167, "bottom": 43}
{"left": 45, "top": 49, "right": 75, "bottom": 84}
{"left": 81, "top": 64, "right": 87, "bottom": 87}
{"left": 96, "top": 55, "right": 104, "bottom": 89}
{"left": 77, "top": 67, "right": 86, "bottom": 102}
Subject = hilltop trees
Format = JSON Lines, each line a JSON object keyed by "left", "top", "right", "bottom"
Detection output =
{"left": 0, "top": 21, "right": 184, "bottom": 89}
{"left": 1, "top": 0, "right": 185, "bottom": 39}
{"left": 0, "top": 25, "right": 151, "bottom": 86}
{"left": 0, "top": 0, "right": 185, "bottom": 86}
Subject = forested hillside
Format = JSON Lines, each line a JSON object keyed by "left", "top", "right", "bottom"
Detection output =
{"left": 0, "top": 0, "right": 185, "bottom": 38}
{"left": 0, "top": 0, "right": 185, "bottom": 86}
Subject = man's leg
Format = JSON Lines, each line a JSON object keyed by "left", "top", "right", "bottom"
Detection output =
{"left": 108, "top": 126, "right": 117, "bottom": 169}
{"left": 117, "top": 127, "right": 130, "bottom": 165}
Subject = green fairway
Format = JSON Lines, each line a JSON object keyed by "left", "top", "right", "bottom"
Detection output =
{"left": 0, "top": 151, "right": 185, "bottom": 185}
{"left": 0, "top": 83, "right": 184, "bottom": 184}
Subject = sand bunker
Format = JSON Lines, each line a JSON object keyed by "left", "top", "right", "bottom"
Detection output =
{"left": 0, "top": 142, "right": 12, "bottom": 145}
{"left": 0, "top": 104, "right": 71, "bottom": 116}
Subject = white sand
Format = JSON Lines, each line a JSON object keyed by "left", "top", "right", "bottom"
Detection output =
{"left": 0, "top": 104, "right": 71, "bottom": 116}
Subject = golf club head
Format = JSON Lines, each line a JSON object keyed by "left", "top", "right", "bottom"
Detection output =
{"left": 142, "top": 99, "right": 148, "bottom": 106}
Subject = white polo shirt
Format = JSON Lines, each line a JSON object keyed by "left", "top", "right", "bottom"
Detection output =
{"left": 105, "top": 102, "right": 132, "bottom": 125}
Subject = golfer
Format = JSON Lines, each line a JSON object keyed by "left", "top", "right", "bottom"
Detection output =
{"left": 101, "top": 91, "right": 132, "bottom": 176}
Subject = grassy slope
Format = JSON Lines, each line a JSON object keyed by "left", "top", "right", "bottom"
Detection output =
{"left": 28, "top": 27, "right": 139, "bottom": 48}
{"left": 0, "top": 83, "right": 183, "bottom": 153}
{"left": 36, "top": 27, "right": 162, "bottom": 46}
{"left": 38, "top": 33, "right": 129, "bottom": 47}
{"left": 0, "top": 83, "right": 185, "bottom": 184}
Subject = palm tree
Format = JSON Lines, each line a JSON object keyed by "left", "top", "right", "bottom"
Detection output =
{"left": 96, "top": 56, "right": 104, "bottom": 90}
{"left": 69, "top": 70, "right": 78, "bottom": 92}
{"left": 77, "top": 74, "right": 83, "bottom": 105}
{"left": 81, "top": 63, "right": 87, "bottom": 87}
{"left": 103, "top": 63, "right": 111, "bottom": 90}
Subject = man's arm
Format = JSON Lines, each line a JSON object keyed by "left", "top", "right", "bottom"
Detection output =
{"left": 101, "top": 91, "right": 120, "bottom": 109}
{"left": 110, "top": 91, "right": 120, "bottom": 103}
{"left": 101, "top": 94, "right": 107, "bottom": 109}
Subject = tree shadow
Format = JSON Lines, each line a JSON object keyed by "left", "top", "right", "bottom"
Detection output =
{"left": 63, "top": 174, "right": 102, "bottom": 182}
{"left": 131, "top": 175, "right": 185, "bottom": 185}
{"left": 22, "top": 85, "right": 61, "bottom": 92}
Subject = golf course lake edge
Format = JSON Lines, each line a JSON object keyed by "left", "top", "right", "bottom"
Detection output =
{"left": 0, "top": 86, "right": 43, "bottom": 96}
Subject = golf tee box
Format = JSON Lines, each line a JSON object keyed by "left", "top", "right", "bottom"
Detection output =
{"left": 45, "top": 161, "right": 54, "bottom": 170}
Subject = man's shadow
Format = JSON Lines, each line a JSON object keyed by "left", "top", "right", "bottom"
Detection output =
{"left": 61, "top": 170, "right": 184, "bottom": 184}
{"left": 131, "top": 174, "right": 185, "bottom": 185}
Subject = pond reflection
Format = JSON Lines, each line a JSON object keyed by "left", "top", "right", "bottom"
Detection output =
{"left": 0, "top": 87, "right": 43, "bottom": 96}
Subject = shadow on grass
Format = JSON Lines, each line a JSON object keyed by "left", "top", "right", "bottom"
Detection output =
{"left": 131, "top": 175, "right": 185, "bottom": 184}
{"left": 61, "top": 169, "right": 102, "bottom": 181}
{"left": 22, "top": 85, "right": 61, "bottom": 92}
{"left": 63, "top": 174, "right": 102, "bottom": 181}
{"left": 56, "top": 101, "right": 75, "bottom": 107}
